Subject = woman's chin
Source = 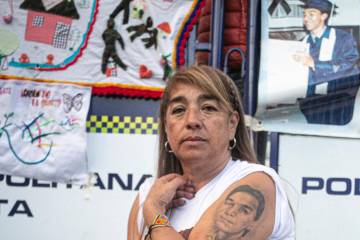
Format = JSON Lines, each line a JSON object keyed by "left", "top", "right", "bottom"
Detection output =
{"left": 177, "top": 149, "right": 206, "bottom": 160}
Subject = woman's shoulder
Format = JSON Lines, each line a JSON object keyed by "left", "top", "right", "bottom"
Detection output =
{"left": 228, "top": 159, "right": 279, "bottom": 179}
{"left": 229, "top": 160, "right": 290, "bottom": 199}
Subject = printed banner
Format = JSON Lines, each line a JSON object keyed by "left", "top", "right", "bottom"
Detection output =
{"left": 0, "top": 132, "right": 157, "bottom": 240}
{"left": 0, "top": 0, "right": 205, "bottom": 98}
{"left": 277, "top": 134, "right": 360, "bottom": 239}
{"left": 0, "top": 79, "right": 91, "bottom": 184}
{"left": 255, "top": 0, "right": 360, "bottom": 138}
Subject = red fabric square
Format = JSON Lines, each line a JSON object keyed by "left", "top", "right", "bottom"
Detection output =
{"left": 25, "top": 10, "right": 72, "bottom": 45}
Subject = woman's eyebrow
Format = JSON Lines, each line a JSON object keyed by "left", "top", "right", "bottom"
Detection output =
{"left": 198, "top": 94, "right": 218, "bottom": 102}
{"left": 168, "top": 94, "right": 218, "bottom": 105}
{"left": 168, "top": 95, "right": 186, "bottom": 105}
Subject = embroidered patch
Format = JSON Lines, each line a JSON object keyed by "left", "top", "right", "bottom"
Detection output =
{"left": 52, "top": 22, "right": 71, "bottom": 49}
{"left": 32, "top": 15, "right": 44, "bottom": 27}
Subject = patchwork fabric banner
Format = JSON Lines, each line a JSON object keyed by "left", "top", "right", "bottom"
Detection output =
{"left": 0, "top": 79, "right": 91, "bottom": 184}
{"left": 0, "top": 0, "right": 205, "bottom": 98}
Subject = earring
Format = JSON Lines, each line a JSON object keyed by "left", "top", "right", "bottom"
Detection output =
{"left": 229, "top": 138, "right": 236, "bottom": 150}
{"left": 165, "top": 141, "right": 173, "bottom": 153}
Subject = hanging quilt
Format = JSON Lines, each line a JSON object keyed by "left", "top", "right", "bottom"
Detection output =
{"left": 0, "top": 79, "right": 91, "bottom": 184}
{"left": 0, "top": 0, "right": 205, "bottom": 98}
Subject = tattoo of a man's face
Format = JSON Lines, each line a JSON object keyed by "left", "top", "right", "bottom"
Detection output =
{"left": 209, "top": 185, "right": 265, "bottom": 240}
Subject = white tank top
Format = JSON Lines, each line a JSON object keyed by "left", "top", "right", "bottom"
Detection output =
{"left": 137, "top": 160, "right": 295, "bottom": 239}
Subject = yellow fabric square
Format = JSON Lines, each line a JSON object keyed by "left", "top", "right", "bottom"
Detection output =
{"left": 101, "top": 116, "right": 109, "bottom": 122}
{"left": 89, "top": 127, "right": 97, "bottom": 133}
{"left": 135, "top": 117, "right": 142, "bottom": 123}
{"left": 146, "top": 117, "right": 154, "bottom": 123}
{"left": 124, "top": 116, "right": 131, "bottom": 123}
{"left": 90, "top": 115, "right": 97, "bottom": 121}
{"left": 112, "top": 116, "right": 120, "bottom": 123}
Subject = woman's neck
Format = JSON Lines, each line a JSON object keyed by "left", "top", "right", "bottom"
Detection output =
{"left": 181, "top": 153, "right": 231, "bottom": 191}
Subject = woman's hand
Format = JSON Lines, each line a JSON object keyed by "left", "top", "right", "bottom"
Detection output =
{"left": 143, "top": 174, "right": 195, "bottom": 225}
{"left": 169, "top": 179, "right": 196, "bottom": 208}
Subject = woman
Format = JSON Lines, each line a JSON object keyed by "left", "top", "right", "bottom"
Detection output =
{"left": 128, "top": 66, "right": 295, "bottom": 239}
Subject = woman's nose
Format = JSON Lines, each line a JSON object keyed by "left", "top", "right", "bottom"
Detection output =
{"left": 185, "top": 108, "right": 202, "bottom": 129}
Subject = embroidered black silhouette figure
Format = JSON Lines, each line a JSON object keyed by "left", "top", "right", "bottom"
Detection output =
{"left": 127, "top": 16, "right": 153, "bottom": 42}
{"left": 101, "top": 18, "right": 127, "bottom": 74}
{"left": 110, "top": 0, "right": 133, "bottom": 25}
{"left": 142, "top": 28, "right": 158, "bottom": 49}
{"left": 161, "top": 54, "right": 172, "bottom": 81}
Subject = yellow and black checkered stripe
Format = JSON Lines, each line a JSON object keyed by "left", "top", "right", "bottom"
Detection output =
{"left": 86, "top": 115, "right": 158, "bottom": 135}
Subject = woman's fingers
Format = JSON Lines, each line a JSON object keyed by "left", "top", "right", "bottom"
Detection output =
{"left": 176, "top": 189, "right": 195, "bottom": 199}
{"left": 168, "top": 179, "right": 196, "bottom": 208}
{"left": 159, "top": 173, "right": 182, "bottom": 182}
{"left": 170, "top": 198, "right": 186, "bottom": 208}
{"left": 145, "top": 174, "right": 196, "bottom": 213}
{"left": 144, "top": 174, "right": 192, "bottom": 224}
{"left": 146, "top": 174, "right": 186, "bottom": 208}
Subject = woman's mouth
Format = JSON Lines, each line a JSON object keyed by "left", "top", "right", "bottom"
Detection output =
{"left": 183, "top": 136, "right": 205, "bottom": 142}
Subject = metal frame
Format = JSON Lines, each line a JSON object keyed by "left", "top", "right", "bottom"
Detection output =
{"left": 269, "top": 132, "right": 280, "bottom": 172}
{"left": 209, "top": 0, "right": 225, "bottom": 68}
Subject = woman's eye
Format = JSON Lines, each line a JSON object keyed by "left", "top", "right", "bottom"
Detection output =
{"left": 202, "top": 105, "right": 218, "bottom": 112}
{"left": 171, "top": 107, "right": 185, "bottom": 115}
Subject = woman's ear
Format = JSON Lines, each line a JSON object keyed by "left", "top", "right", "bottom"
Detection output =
{"left": 229, "top": 111, "right": 239, "bottom": 137}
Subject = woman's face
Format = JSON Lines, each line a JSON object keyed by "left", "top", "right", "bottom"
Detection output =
{"left": 165, "top": 82, "right": 239, "bottom": 164}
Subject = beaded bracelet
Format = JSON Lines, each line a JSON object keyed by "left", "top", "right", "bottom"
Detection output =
{"left": 144, "top": 214, "right": 171, "bottom": 240}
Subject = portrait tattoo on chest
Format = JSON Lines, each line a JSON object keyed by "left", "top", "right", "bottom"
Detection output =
{"left": 207, "top": 185, "right": 265, "bottom": 240}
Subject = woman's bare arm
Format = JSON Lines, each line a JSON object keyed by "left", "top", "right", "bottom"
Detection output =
{"left": 190, "top": 172, "right": 276, "bottom": 240}
{"left": 127, "top": 195, "right": 141, "bottom": 240}
{"left": 146, "top": 172, "right": 276, "bottom": 240}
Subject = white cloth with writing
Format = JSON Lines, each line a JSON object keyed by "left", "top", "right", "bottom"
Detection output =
{"left": 0, "top": 79, "right": 91, "bottom": 184}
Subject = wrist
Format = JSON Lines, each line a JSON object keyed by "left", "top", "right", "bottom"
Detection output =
{"left": 144, "top": 214, "right": 171, "bottom": 240}
{"left": 143, "top": 201, "right": 166, "bottom": 226}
